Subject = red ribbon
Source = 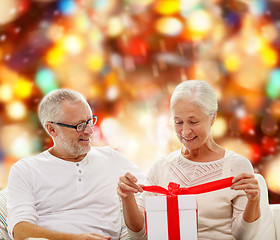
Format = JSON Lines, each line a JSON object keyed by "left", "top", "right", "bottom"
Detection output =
{"left": 143, "top": 177, "right": 234, "bottom": 240}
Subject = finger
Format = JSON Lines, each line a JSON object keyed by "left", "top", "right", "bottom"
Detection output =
{"left": 232, "top": 178, "right": 259, "bottom": 188}
{"left": 124, "top": 173, "right": 143, "bottom": 192}
{"left": 124, "top": 172, "right": 138, "bottom": 183}
{"left": 117, "top": 186, "right": 128, "bottom": 198}
{"left": 119, "top": 174, "right": 143, "bottom": 192}
{"left": 119, "top": 181, "right": 140, "bottom": 193}
{"left": 231, "top": 182, "right": 259, "bottom": 191}
{"left": 232, "top": 173, "right": 254, "bottom": 183}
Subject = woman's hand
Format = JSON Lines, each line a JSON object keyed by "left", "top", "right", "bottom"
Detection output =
{"left": 117, "top": 172, "right": 143, "bottom": 198}
{"left": 231, "top": 173, "right": 260, "bottom": 202}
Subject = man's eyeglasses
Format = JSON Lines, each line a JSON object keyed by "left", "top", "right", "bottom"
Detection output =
{"left": 50, "top": 115, "right": 97, "bottom": 132}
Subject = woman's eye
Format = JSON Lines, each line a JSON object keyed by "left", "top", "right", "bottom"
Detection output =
{"left": 191, "top": 121, "right": 198, "bottom": 124}
{"left": 175, "top": 121, "right": 183, "bottom": 125}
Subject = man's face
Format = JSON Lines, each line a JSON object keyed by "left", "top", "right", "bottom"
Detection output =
{"left": 54, "top": 100, "right": 94, "bottom": 158}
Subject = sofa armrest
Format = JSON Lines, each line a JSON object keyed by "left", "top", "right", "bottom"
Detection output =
{"left": 270, "top": 204, "right": 280, "bottom": 240}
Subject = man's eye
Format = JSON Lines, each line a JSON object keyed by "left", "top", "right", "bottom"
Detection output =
{"left": 191, "top": 121, "right": 198, "bottom": 124}
{"left": 77, "top": 122, "right": 85, "bottom": 128}
{"left": 175, "top": 121, "right": 183, "bottom": 125}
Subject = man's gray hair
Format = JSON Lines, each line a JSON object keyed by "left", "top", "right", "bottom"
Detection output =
{"left": 38, "top": 88, "right": 87, "bottom": 131}
{"left": 170, "top": 80, "right": 218, "bottom": 116}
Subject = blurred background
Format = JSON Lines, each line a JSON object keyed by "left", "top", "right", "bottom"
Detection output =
{"left": 0, "top": 0, "right": 280, "bottom": 203}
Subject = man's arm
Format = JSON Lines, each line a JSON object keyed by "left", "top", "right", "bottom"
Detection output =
{"left": 13, "top": 222, "right": 111, "bottom": 240}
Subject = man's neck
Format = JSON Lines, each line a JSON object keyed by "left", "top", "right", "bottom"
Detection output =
{"left": 48, "top": 147, "right": 87, "bottom": 162}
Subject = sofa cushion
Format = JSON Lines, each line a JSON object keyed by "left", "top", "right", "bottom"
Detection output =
{"left": 0, "top": 188, "right": 12, "bottom": 239}
{"left": 254, "top": 174, "right": 276, "bottom": 240}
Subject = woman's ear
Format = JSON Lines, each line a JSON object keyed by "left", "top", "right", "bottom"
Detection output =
{"left": 46, "top": 122, "right": 57, "bottom": 137}
{"left": 211, "top": 112, "right": 217, "bottom": 126}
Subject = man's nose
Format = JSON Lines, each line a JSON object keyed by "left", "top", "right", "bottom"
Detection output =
{"left": 84, "top": 123, "right": 94, "bottom": 134}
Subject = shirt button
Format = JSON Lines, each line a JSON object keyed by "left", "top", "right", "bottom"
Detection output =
{"left": 79, "top": 170, "right": 82, "bottom": 173}
{"left": 76, "top": 163, "right": 79, "bottom": 167}
{"left": 79, "top": 178, "right": 82, "bottom": 182}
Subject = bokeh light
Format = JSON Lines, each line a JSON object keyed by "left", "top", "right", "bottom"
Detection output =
{"left": 0, "top": 0, "right": 20, "bottom": 25}
{"left": 185, "top": 9, "right": 212, "bottom": 40}
{"left": 62, "top": 34, "right": 84, "bottom": 55}
{"left": 211, "top": 117, "right": 227, "bottom": 138}
{"left": 35, "top": 68, "right": 58, "bottom": 94}
{"left": 265, "top": 156, "right": 280, "bottom": 195}
{"left": 45, "top": 45, "right": 66, "bottom": 67}
{"left": 155, "top": 17, "right": 183, "bottom": 36}
{"left": 267, "top": 69, "right": 280, "bottom": 99}
{"left": 6, "top": 101, "right": 27, "bottom": 120}
{"left": 14, "top": 78, "right": 33, "bottom": 99}
{"left": 107, "top": 17, "right": 124, "bottom": 37}
{"left": 154, "top": 0, "right": 180, "bottom": 15}
{"left": 0, "top": 84, "right": 13, "bottom": 102}
{"left": 58, "top": 0, "right": 77, "bottom": 15}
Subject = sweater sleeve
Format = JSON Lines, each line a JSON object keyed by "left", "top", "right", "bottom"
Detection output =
{"left": 229, "top": 153, "right": 262, "bottom": 240}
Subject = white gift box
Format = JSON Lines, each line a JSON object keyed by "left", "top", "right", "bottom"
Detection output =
{"left": 145, "top": 194, "right": 197, "bottom": 240}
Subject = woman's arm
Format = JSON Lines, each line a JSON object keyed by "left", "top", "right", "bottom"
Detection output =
{"left": 117, "top": 172, "right": 145, "bottom": 232}
{"left": 231, "top": 173, "right": 260, "bottom": 222}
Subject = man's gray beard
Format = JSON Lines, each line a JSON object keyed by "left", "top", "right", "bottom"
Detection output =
{"left": 59, "top": 131, "right": 91, "bottom": 157}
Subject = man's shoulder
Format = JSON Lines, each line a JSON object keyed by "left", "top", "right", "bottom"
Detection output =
{"left": 89, "top": 146, "right": 116, "bottom": 157}
{"left": 12, "top": 151, "right": 49, "bottom": 168}
{"left": 88, "top": 146, "right": 121, "bottom": 162}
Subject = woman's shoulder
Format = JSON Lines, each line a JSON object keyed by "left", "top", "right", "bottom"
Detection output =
{"left": 225, "top": 149, "right": 254, "bottom": 174}
{"left": 147, "top": 150, "right": 181, "bottom": 175}
{"left": 225, "top": 149, "right": 251, "bottom": 163}
{"left": 154, "top": 149, "right": 181, "bottom": 164}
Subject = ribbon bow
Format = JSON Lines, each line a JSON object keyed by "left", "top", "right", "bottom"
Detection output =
{"left": 143, "top": 177, "right": 234, "bottom": 240}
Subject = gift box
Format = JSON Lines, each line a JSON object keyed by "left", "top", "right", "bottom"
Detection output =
{"left": 143, "top": 177, "right": 234, "bottom": 240}
{"left": 145, "top": 194, "right": 197, "bottom": 240}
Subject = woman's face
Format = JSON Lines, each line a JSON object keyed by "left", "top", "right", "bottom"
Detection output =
{"left": 172, "top": 98, "right": 214, "bottom": 151}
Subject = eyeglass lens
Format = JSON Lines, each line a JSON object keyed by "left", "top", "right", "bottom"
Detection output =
{"left": 77, "top": 119, "right": 94, "bottom": 132}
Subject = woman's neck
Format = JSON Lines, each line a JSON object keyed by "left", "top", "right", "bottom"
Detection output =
{"left": 182, "top": 144, "right": 225, "bottom": 162}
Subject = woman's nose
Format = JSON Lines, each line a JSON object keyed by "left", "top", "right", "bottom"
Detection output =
{"left": 182, "top": 126, "right": 192, "bottom": 135}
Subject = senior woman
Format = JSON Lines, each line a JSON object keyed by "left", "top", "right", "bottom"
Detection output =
{"left": 117, "top": 80, "right": 266, "bottom": 240}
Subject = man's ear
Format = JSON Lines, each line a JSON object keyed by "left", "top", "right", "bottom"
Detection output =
{"left": 46, "top": 122, "right": 58, "bottom": 137}
{"left": 211, "top": 112, "right": 217, "bottom": 126}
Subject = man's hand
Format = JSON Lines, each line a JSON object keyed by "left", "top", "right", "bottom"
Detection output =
{"left": 13, "top": 222, "right": 112, "bottom": 240}
{"left": 78, "top": 233, "right": 111, "bottom": 240}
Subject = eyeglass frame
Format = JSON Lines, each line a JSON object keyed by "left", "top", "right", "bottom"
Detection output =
{"left": 50, "top": 115, "right": 97, "bottom": 132}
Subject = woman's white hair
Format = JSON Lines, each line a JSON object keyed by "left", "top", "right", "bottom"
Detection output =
{"left": 170, "top": 80, "right": 218, "bottom": 116}
{"left": 38, "top": 88, "right": 88, "bottom": 131}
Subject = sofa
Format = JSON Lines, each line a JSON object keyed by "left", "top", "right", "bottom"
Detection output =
{"left": 1, "top": 174, "right": 279, "bottom": 239}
